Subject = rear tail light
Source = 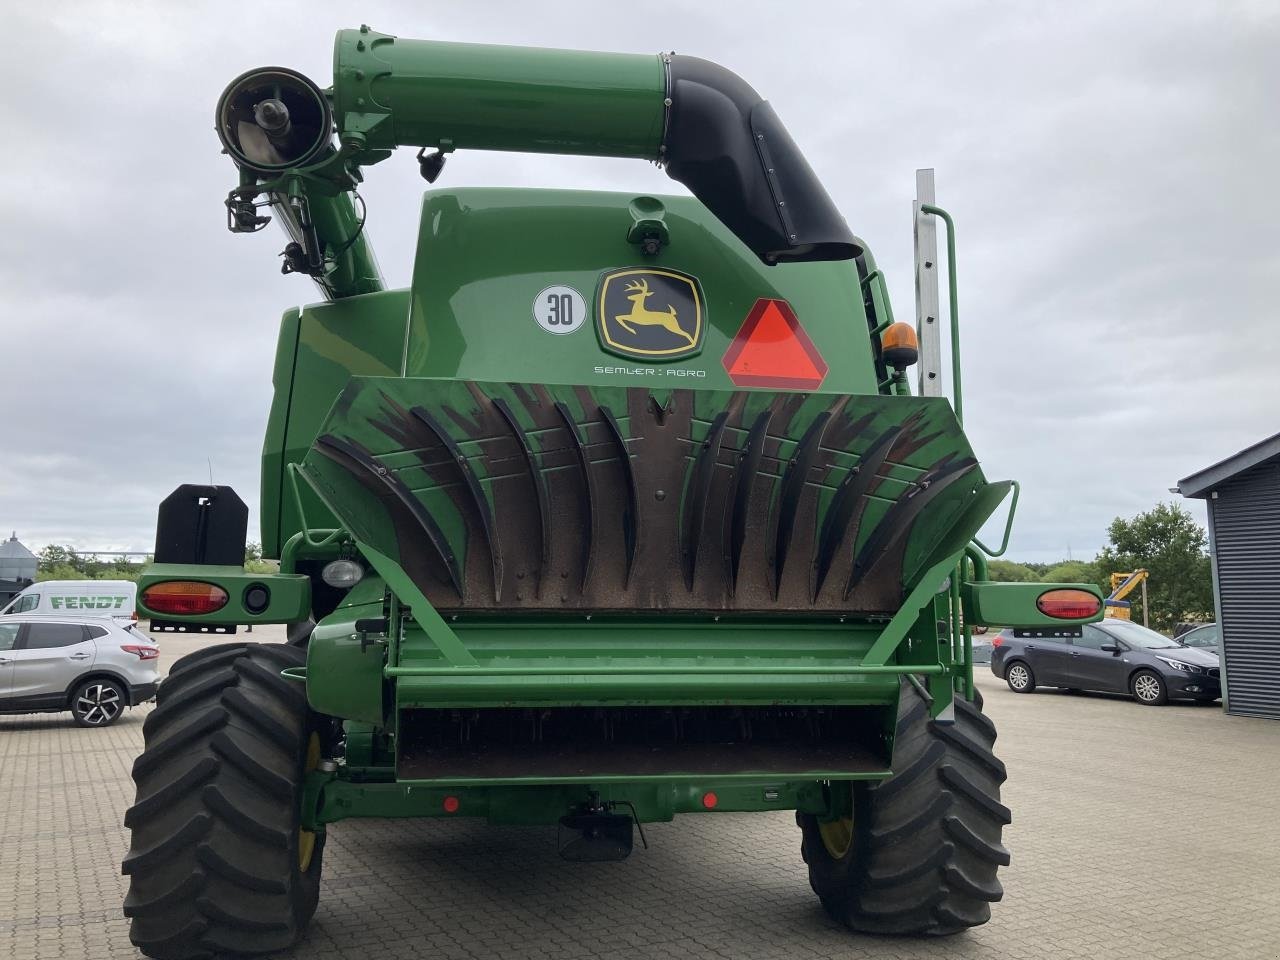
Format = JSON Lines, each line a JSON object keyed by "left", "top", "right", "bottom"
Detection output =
{"left": 991, "top": 635, "right": 1004, "bottom": 647}
{"left": 121, "top": 644, "right": 159, "bottom": 660}
{"left": 141, "top": 581, "right": 229, "bottom": 616}
{"left": 1036, "top": 589, "right": 1102, "bottom": 620}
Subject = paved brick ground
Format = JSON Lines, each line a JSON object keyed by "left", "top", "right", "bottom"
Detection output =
{"left": 2, "top": 628, "right": 1278, "bottom": 959}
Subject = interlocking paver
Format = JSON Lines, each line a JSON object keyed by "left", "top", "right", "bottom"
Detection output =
{"left": 1, "top": 627, "right": 1278, "bottom": 959}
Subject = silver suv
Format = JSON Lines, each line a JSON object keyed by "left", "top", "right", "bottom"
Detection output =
{"left": 0, "top": 618, "right": 160, "bottom": 727}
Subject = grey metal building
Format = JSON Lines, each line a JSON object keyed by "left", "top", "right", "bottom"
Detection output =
{"left": 1176, "top": 434, "right": 1280, "bottom": 719}
{"left": 0, "top": 532, "right": 38, "bottom": 606}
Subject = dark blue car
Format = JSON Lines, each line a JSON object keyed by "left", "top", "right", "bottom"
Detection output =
{"left": 990, "top": 618, "right": 1221, "bottom": 706}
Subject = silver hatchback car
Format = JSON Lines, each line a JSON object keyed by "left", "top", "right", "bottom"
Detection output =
{"left": 0, "top": 618, "right": 160, "bottom": 727}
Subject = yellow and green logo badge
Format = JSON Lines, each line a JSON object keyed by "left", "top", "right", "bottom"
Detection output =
{"left": 596, "top": 267, "right": 704, "bottom": 361}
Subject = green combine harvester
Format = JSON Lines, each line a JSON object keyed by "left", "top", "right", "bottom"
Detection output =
{"left": 122, "top": 26, "right": 1104, "bottom": 958}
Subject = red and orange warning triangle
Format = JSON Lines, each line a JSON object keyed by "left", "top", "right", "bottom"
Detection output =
{"left": 721, "top": 298, "right": 828, "bottom": 390}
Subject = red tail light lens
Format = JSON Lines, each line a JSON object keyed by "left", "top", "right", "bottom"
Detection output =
{"left": 121, "top": 644, "right": 159, "bottom": 660}
{"left": 142, "top": 581, "right": 229, "bottom": 616}
{"left": 991, "top": 635, "right": 1004, "bottom": 647}
{"left": 1036, "top": 589, "right": 1102, "bottom": 620}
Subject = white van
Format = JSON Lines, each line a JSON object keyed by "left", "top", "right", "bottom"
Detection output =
{"left": 0, "top": 580, "right": 138, "bottom": 623}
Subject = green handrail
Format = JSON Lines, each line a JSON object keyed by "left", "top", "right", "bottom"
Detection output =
{"left": 972, "top": 480, "right": 1020, "bottom": 558}
{"left": 920, "top": 203, "right": 961, "bottom": 425}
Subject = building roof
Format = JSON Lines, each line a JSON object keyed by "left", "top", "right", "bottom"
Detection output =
{"left": 1176, "top": 432, "right": 1280, "bottom": 499}
{"left": 0, "top": 533, "right": 37, "bottom": 583}
{"left": 0, "top": 534, "right": 36, "bottom": 562}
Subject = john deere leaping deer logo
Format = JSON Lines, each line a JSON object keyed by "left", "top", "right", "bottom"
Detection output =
{"left": 597, "top": 267, "right": 704, "bottom": 360}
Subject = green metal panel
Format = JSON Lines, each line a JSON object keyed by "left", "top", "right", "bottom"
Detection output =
{"left": 313, "top": 778, "right": 837, "bottom": 827}
{"left": 136, "top": 565, "right": 311, "bottom": 625}
{"left": 263, "top": 289, "right": 408, "bottom": 557}
{"left": 333, "top": 28, "right": 665, "bottom": 157}
{"left": 403, "top": 189, "right": 877, "bottom": 394}
{"left": 305, "top": 576, "right": 389, "bottom": 724}
{"left": 962, "top": 580, "right": 1104, "bottom": 627}
{"left": 260, "top": 306, "right": 301, "bottom": 556}
{"left": 394, "top": 620, "right": 906, "bottom": 708}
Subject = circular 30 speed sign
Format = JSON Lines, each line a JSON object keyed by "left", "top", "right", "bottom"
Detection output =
{"left": 533, "top": 285, "right": 586, "bottom": 335}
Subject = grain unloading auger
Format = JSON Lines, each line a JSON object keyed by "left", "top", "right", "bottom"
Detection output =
{"left": 123, "top": 27, "right": 1103, "bottom": 958}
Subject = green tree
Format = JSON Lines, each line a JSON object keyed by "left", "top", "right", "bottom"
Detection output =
{"left": 242, "top": 541, "right": 279, "bottom": 574}
{"left": 1096, "top": 502, "right": 1213, "bottom": 632}
{"left": 1040, "top": 560, "right": 1105, "bottom": 592}
{"left": 38, "top": 544, "right": 86, "bottom": 574}
{"left": 35, "top": 544, "right": 148, "bottom": 582}
{"left": 986, "top": 559, "right": 1038, "bottom": 582}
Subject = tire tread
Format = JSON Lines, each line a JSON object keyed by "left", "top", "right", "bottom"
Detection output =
{"left": 122, "top": 643, "right": 323, "bottom": 959}
{"left": 799, "top": 682, "right": 1009, "bottom": 935}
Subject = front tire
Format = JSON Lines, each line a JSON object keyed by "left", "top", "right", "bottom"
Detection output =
{"left": 1131, "top": 669, "right": 1168, "bottom": 706}
{"left": 122, "top": 643, "right": 329, "bottom": 959}
{"left": 798, "top": 680, "right": 1010, "bottom": 935}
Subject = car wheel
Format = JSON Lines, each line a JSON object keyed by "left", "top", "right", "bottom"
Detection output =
{"left": 1005, "top": 661, "right": 1036, "bottom": 693}
{"left": 1131, "top": 670, "right": 1167, "bottom": 706}
{"left": 71, "top": 678, "right": 127, "bottom": 727}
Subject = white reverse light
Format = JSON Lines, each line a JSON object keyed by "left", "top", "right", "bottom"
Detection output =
{"left": 321, "top": 559, "right": 364, "bottom": 588}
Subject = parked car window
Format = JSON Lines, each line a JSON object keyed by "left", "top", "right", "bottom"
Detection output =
{"left": 1073, "top": 625, "right": 1112, "bottom": 650}
{"left": 1100, "top": 620, "right": 1181, "bottom": 650}
{"left": 22, "top": 622, "right": 89, "bottom": 649}
{"left": 85, "top": 624, "right": 109, "bottom": 639}
{"left": 0, "top": 622, "right": 19, "bottom": 651}
{"left": 13, "top": 593, "right": 40, "bottom": 613}
{"left": 1180, "top": 624, "right": 1220, "bottom": 648}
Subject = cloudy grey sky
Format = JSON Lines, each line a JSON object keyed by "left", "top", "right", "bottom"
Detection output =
{"left": 1, "top": 1, "right": 1275, "bottom": 560}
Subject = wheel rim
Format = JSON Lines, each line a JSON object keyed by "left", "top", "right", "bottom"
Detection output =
{"left": 1135, "top": 674, "right": 1161, "bottom": 702}
{"left": 819, "top": 817, "right": 853, "bottom": 859}
{"left": 75, "top": 684, "right": 122, "bottom": 725}
{"left": 1008, "top": 665, "right": 1029, "bottom": 690}
{"left": 298, "top": 732, "right": 321, "bottom": 871}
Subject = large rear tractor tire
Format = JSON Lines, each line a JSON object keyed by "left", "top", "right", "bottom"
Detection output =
{"left": 122, "top": 643, "right": 331, "bottom": 959}
{"left": 798, "top": 681, "right": 1010, "bottom": 935}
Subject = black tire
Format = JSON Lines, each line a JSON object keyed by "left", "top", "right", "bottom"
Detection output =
{"left": 286, "top": 618, "right": 316, "bottom": 648}
{"left": 1130, "top": 669, "right": 1168, "bottom": 706}
{"left": 71, "top": 677, "right": 127, "bottom": 727}
{"left": 122, "top": 643, "right": 329, "bottom": 959}
{"left": 798, "top": 680, "right": 1010, "bottom": 935}
{"left": 1004, "top": 660, "right": 1035, "bottom": 694}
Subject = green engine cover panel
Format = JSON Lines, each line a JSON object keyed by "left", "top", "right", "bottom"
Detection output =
{"left": 299, "top": 377, "right": 1004, "bottom": 617}
{"left": 403, "top": 188, "right": 878, "bottom": 394}
{"left": 262, "top": 289, "right": 409, "bottom": 555}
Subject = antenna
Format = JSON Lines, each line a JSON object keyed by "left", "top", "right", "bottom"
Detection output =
{"left": 207, "top": 459, "right": 214, "bottom": 485}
